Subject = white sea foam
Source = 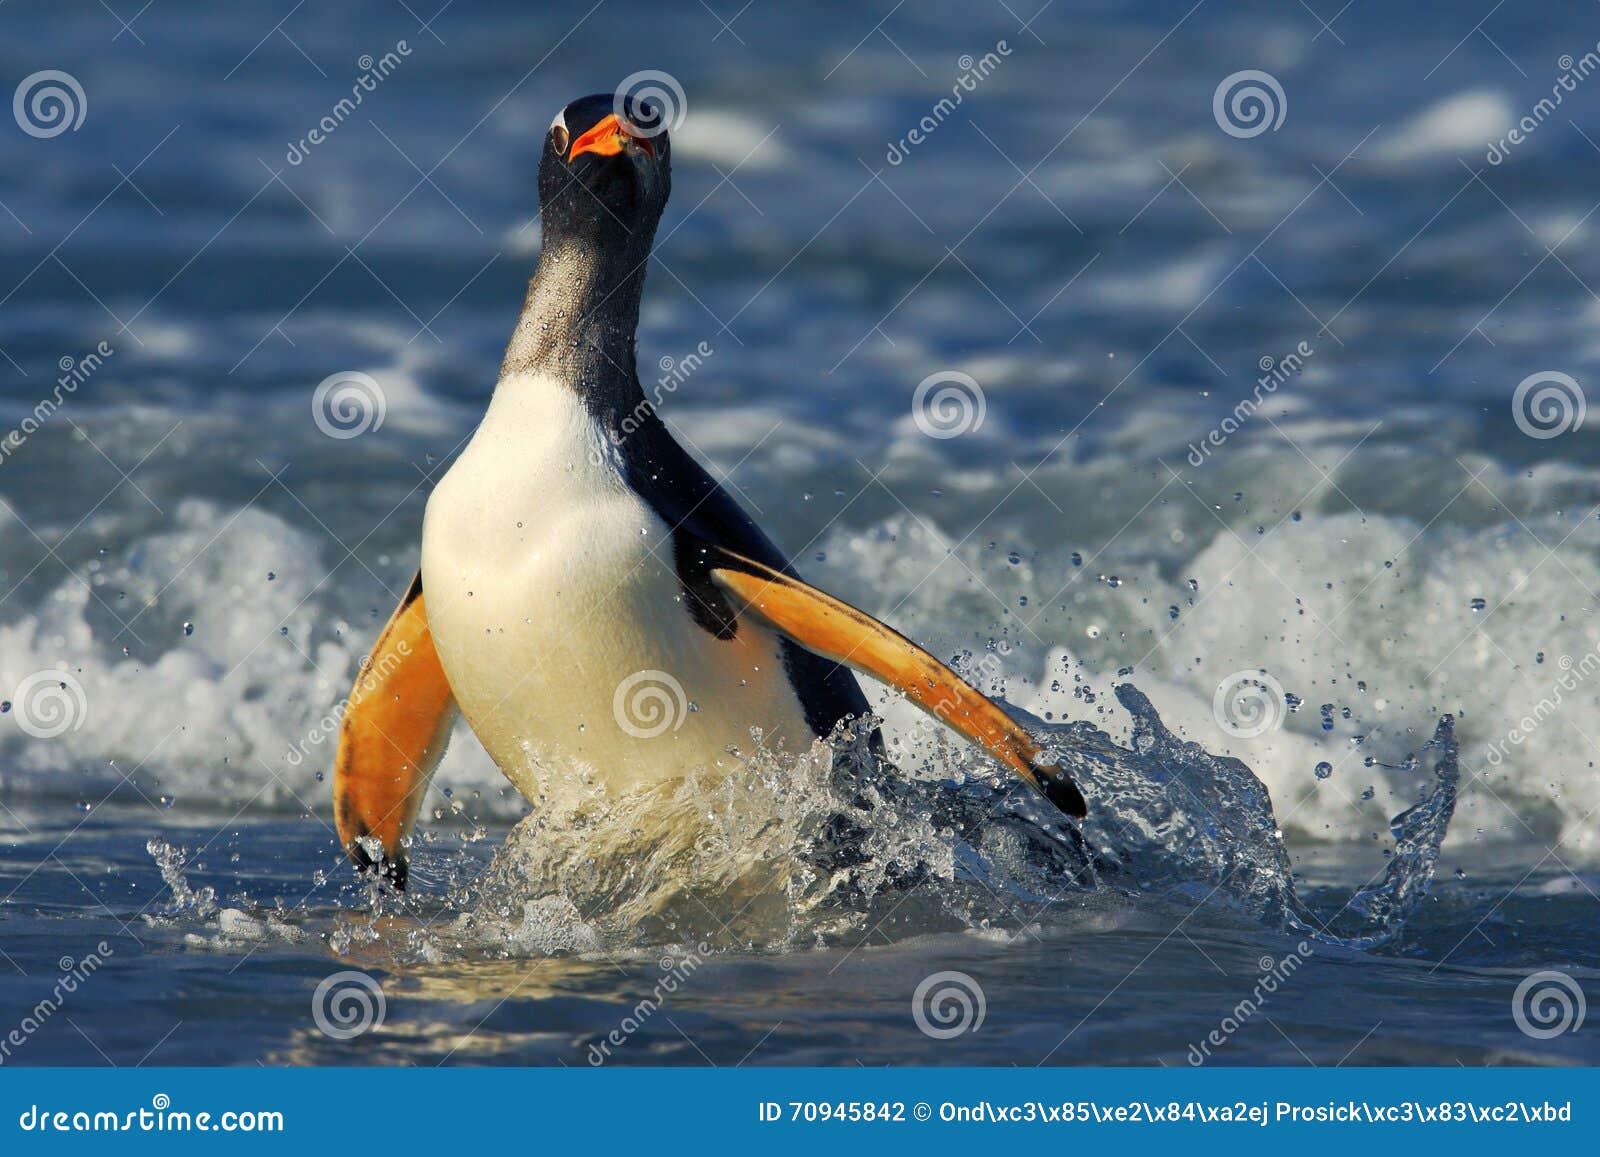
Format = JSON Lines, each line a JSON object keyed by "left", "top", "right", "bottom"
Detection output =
{"left": 0, "top": 458, "right": 1594, "bottom": 862}
{"left": 1372, "top": 90, "right": 1513, "bottom": 163}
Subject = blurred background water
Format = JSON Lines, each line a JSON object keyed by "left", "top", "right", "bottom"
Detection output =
{"left": 0, "top": 0, "right": 1595, "bottom": 1066}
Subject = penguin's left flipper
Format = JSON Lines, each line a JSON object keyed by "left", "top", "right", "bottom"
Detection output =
{"left": 707, "top": 550, "right": 1087, "bottom": 818}
{"left": 332, "top": 571, "right": 457, "bottom": 889}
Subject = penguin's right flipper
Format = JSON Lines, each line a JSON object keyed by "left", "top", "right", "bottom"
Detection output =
{"left": 332, "top": 572, "right": 457, "bottom": 889}
{"left": 706, "top": 549, "right": 1087, "bottom": 818}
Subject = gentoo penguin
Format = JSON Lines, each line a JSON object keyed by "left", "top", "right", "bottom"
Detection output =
{"left": 332, "top": 92, "right": 1085, "bottom": 889}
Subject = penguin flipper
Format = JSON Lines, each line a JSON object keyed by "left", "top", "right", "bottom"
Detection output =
{"left": 707, "top": 550, "right": 1087, "bottom": 818}
{"left": 332, "top": 572, "right": 457, "bottom": 889}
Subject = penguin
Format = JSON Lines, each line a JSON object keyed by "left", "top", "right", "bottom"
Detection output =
{"left": 332, "top": 92, "right": 1086, "bottom": 890}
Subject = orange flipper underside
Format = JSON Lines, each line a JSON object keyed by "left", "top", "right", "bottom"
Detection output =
{"left": 708, "top": 553, "right": 1087, "bottom": 817}
{"left": 332, "top": 576, "right": 455, "bottom": 888}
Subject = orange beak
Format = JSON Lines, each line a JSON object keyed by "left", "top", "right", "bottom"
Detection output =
{"left": 567, "top": 113, "right": 654, "bottom": 161}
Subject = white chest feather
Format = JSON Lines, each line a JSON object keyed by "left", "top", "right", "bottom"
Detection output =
{"left": 420, "top": 377, "right": 813, "bottom": 804}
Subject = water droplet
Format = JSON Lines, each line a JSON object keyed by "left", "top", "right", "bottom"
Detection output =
{"left": 266, "top": 571, "right": 276, "bottom": 581}
{"left": 1469, "top": 597, "right": 1486, "bottom": 613}
{"left": 182, "top": 622, "right": 194, "bottom": 637}
{"left": 1167, "top": 605, "right": 1180, "bottom": 620}
{"left": 1070, "top": 551, "right": 1083, "bottom": 567}
{"left": 1008, "top": 551, "right": 1022, "bottom": 565}
{"left": 1314, "top": 761, "right": 1333, "bottom": 780}
{"left": 1291, "top": 510, "right": 1302, "bottom": 522}
{"left": 1186, "top": 578, "right": 1199, "bottom": 593}
{"left": 1360, "top": 785, "right": 1375, "bottom": 800}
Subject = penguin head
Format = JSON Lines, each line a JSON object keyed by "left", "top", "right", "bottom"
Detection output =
{"left": 539, "top": 92, "right": 672, "bottom": 252}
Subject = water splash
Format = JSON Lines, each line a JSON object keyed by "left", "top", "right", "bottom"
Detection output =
{"left": 1037, "top": 685, "right": 1459, "bottom": 947}
{"left": 417, "top": 683, "right": 1459, "bottom": 957}
{"left": 144, "top": 837, "right": 217, "bottom": 918}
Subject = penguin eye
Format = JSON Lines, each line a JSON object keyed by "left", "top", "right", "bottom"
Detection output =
{"left": 551, "top": 124, "right": 569, "bottom": 154}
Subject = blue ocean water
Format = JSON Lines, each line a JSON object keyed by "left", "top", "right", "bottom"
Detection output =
{"left": 0, "top": 0, "right": 1596, "bottom": 1065}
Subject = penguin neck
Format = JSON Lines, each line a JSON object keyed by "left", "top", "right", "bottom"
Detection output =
{"left": 499, "top": 235, "right": 649, "bottom": 423}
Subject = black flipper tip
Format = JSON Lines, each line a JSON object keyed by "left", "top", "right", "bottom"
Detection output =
{"left": 347, "top": 841, "right": 408, "bottom": 891}
{"left": 1035, "top": 763, "right": 1088, "bottom": 819}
